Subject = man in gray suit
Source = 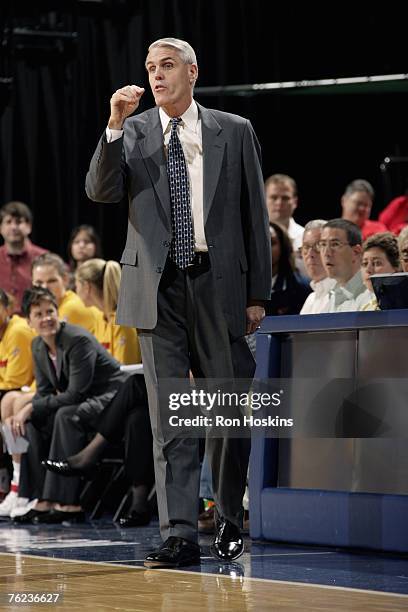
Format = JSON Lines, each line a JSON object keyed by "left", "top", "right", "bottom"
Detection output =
{"left": 86, "top": 38, "right": 271, "bottom": 567}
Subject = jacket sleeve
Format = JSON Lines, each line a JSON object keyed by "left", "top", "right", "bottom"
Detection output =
{"left": 85, "top": 131, "right": 127, "bottom": 204}
{"left": 32, "top": 337, "right": 97, "bottom": 419}
{"left": 241, "top": 120, "right": 272, "bottom": 302}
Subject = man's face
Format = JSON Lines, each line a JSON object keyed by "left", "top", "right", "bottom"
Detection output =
{"left": 0, "top": 215, "right": 31, "bottom": 247}
{"left": 301, "top": 228, "right": 326, "bottom": 282}
{"left": 32, "top": 265, "right": 66, "bottom": 305}
{"left": 145, "top": 46, "right": 197, "bottom": 112}
{"left": 341, "top": 191, "right": 372, "bottom": 227}
{"left": 265, "top": 181, "right": 297, "bottom": 224}
{"left": 320, "top": 227, "right": 361, "bottom": 284}
{"left": 28, "top": 299, "right": 60, "bottom": 339}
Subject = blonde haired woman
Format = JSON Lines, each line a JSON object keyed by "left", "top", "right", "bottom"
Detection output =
{"left": 75, "top": 259, "right": 141, "bottom": 364}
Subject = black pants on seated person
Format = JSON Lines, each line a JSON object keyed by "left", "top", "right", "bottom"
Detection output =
{"left": 97, "top": 374, "right": 154, "bottom": 489}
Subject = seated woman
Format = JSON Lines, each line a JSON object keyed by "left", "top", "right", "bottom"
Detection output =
{"left": 0, "top": 289, "right": 34, "bottom": 400}
{"left": 10, "top": 287, "right": 127, "bottom": 524}
{"left": 66, "top": 225, "right": 103, "bottom": 289}
{"left": 265, "top": 223, "right": 312, "bottom": 316}
{"left": 75, "top": 258, "right": 141, "bottom": 364}
{"left": 0, "top": 289, "right": 35, "bottom": 516}
{"left": 357, "top": 232, "right": 401, "bottom": 310}
{"left": 0, "top": 253, "right": 101, "bottom": 517}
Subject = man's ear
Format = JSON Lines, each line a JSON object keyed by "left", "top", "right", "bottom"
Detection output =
{"left": 189, "top": 64, "right": 198, "bottom": 85}
{"left": 352, "top": 244, "right": 363, "bottom": 261}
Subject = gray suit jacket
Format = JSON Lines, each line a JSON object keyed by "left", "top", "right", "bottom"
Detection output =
{"left": 86, "top": 103, "right": 271, "bottom": 338}
{"left": 31, "top": 322, "right": 126, "bottom": 425}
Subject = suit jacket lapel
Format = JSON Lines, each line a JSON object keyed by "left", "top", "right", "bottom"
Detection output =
{"left": 198, "top": 103, "right": 225, "bottom": 225}
{"left": 137, "top": 108, "right": 171, "bottom": 229}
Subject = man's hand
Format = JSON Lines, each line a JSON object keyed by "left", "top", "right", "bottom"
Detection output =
{"left": 6, "top": 403, "right": 33, "bottom": 438}
{"left": 246, "top": 304, "right": 265, "bottom": 335}
{"left": 108, "top": 85, "right": 145, "bottom": 130}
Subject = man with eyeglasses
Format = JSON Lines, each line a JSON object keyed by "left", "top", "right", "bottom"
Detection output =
{"left": 318, "top": 219, "right": 366, "bottom": 312}
{"left": 299, "top": 220, "right": 336, "bottom": 314}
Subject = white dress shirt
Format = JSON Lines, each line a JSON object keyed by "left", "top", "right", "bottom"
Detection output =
{"left": 106, "top": 100, "right": 206, "bottom": 251}
{"left": 300, "top": 277, "right": 336, "bottom": 314}
{"left": 322, "top": 270, "right": 366, "bottom": 313}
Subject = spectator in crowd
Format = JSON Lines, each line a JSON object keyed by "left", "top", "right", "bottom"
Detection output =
{"left": 32, "top": 253, "right": 97, "bottom": 333}
{"left": 0, "top": 289, "right": 34, "bottom": 399}
{"left": 318, "top": 219, "right": 365, "bottom": 312}
{"left": 75, "top": 259, "right": 141, "bottom": 364}
{"left": 0, "top": 287, "right": 35, "bottom": 517}
{"left": 357, "top": 232, "right": 401, "bottom": 310}
{"left": 0, "top": 201, "right": 47, "bottom": 314}
{"left": 379, "top": 192, "right": 408, "bottom": 235}
{"left": 265, "top": 174, "right": 304, "bottom": 251}
{"left": 300, "top": 220, "right": 336, "bottom": 314}
{"left": 265, "top": 222, "right": 311, "bottom": 316}
{"left": 340, "top": 179, "right": 387, "bottom": 240}
{"left": 67, "top": 225, "right": 103, "bottom": 272}
{"left": 398, "top": 226, "right": 408, "bottom": 273}
{"left": 10, "top": 287, "right": 127, "bottom": 524}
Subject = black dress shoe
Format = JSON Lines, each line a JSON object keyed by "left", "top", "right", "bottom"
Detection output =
{"left": 41, "top": 459, "right": 98, "bottom": 480}
{"left": 12, "top": 509, "right": 48, "bottom": 524}
{"left": 32, "top": 509, "right": 86, "bottom": 524}
{"left": 210, "top": 516, "right": 244, "bottom": 561}
{"left": 117, "top": 510, "right": 151, "bottom": 528}
{"left": 144, "top": 537, "right": 200, "bottom": 568}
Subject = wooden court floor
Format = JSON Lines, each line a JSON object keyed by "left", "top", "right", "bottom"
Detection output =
{"left": 1, "top": 552, "right": 407, "bottom": 611}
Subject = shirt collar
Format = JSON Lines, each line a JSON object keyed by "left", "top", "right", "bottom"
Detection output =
{"left": 159, "top": 100, "right": 199, "bottom": 135}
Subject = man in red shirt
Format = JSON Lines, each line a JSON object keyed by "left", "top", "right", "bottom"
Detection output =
{"left": 0, "top": 202, "right": 47, "bottom": 313}
{"left": 341, "top": 179, "right": 387, "bottom": 241}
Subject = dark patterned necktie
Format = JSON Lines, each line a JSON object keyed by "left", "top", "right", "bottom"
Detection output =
{"left": 167, "top": 117, "right": 195, "bottom": 269}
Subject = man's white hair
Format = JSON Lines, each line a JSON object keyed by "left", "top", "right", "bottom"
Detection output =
{"left": 148, "top": 37, "right": 197, "bottom": 65}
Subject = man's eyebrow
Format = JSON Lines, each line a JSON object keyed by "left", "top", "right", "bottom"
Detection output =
{"left": 146, "top": 56, "right": 176, "bottom": 67}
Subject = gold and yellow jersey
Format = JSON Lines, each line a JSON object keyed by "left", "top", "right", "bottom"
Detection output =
{"left": 0, "top": 315, "right": 35, "bottom": 391}
{"left": 93, "top": 310, "right": 141, "bottom": 365}
{"left": 58, "top": 290, "right": 98, "bottom": 334}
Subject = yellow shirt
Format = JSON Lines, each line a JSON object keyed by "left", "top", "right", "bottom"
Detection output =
{"left": 58, "top": 290, "right": 98, "bottom": 334}
{"left": 93, "top": 310, "right": 141, "bottom": 365}
{"left": 0, "top": 315, "right": 35, "bottom": 391}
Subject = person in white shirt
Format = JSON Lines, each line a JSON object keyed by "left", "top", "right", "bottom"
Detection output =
{"left": 357, "top": 232, "right": 401, "bottom": 310}
{"left": 318, "top": 219, "right": 366, "bottom": 312}
{"left": 264, "top": 174, "right": 304, "bottom": 251}
{"left": 300, "top": 220, "right": 336, "bottom": 314}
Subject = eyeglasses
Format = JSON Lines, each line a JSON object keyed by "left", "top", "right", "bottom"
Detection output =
{"left": 301, "top": 243, "right": 320, "bottom": 255}
{"left": 316, "top": 240, "right": 351, "bottom": 252}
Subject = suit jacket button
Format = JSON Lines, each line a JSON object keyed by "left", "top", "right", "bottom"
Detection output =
{"left": 156, "top": 266, "right": 162, "bottom": 273}
{"left": 163, "top": 241, "right": 170, "bottom": 247}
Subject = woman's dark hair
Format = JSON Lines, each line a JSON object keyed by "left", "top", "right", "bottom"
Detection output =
{"left": 269, "top": 222, "right": 295, "bottom": 276}
{"left": 67, "top": 225, "right": 103, "bottom": 270}
{"left": 363, "top": 232, "right": 401, "bottom": 270}
{"left": 22, "top": 287, "right": 58, "bottom": 318}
